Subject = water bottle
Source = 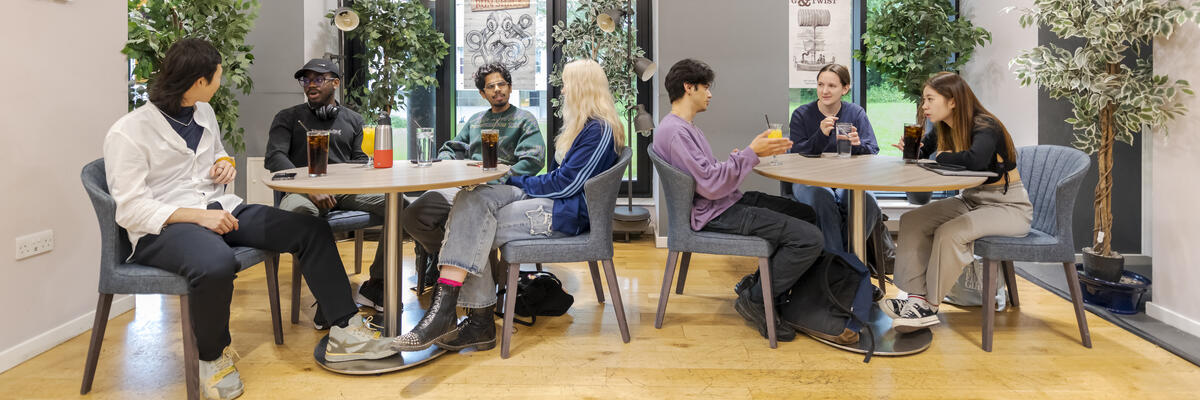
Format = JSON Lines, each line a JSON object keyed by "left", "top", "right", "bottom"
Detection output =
{"left": 373, "top": 116, "right": 393, "bottom": 168}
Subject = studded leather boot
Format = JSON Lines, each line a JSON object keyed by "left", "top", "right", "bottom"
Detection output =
{"left": 391, "top": 281, "right": 460, "bottom": 351}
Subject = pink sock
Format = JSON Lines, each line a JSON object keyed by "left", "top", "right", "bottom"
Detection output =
{"left": 438, "top": 278, "right": 463, "bottom": 287}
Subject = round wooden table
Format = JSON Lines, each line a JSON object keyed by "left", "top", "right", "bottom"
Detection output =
{"left": 266, "top": 161, "right": 508, "bottom": 373}
{"left": 754, "top": 153, "right": 985, "bottom": 356}
{"left": 754, "top": 153, "right": 985, "bottom": 262}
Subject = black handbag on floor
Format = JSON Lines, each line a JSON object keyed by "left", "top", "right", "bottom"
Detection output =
{"left": 497, "top": 271, "right": 574, "bottom": 326}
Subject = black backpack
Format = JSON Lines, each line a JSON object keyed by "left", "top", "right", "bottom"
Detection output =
{"left": 497, "top": 271, "right": 574, "bottom": 326}
{"left": 780, "top": 249, "right": 877, "bottom": 362}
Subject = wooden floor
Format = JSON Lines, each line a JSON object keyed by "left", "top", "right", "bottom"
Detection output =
{"left": 2, "top": 237, "right": 1198, "bottom": 399}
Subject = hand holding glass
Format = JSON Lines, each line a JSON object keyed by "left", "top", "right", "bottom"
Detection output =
{"left": 835, "top": 123, "right": 853, "bottom": 158}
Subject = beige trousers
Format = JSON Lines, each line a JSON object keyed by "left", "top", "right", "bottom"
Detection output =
{"left": 894, "top": 181, "right": 1032, "bottom": 305}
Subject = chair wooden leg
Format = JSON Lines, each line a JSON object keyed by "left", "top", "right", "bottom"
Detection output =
{"left": 587, "top": 261, "right": 605, "bottom": 303}
{"left": 982, "top": 259, "right": 998, "bottom": 352}
{"left": 264, "top": 256, "right": 284, "bottom": 345}
{"left": 602, "top": 259, "right": 631, "bottom": 343}
{"left": 536, "top": 263, "right": 544, "bottom": 272}
{"left": 501, "top": 262, "right": 520, "bottom": 359}
{"left": 354, "top": 229, "right": 364, "bottom": 275}
{"left": 758, "top": 257, "right": 777, "bottom": 349}
{"left": 675, "top": 252, "right": 692, "bottom": 294}
{"left": 180, "top": 295, "right": 201, "bottom": 400}
{"left": 290, "top": 256, "right": 301, "bottom": 324}
{"left": 1002, "top": 260, "right": 1020, "bottom": 307}
{"left": 1063, "top": 262, "right": 1093, "bottom": 348}
{"left": 654, "top": 251, "right": 680, "bottom": 329}
{"left": 80, "top": 293, "right": 113, "bottom": 395}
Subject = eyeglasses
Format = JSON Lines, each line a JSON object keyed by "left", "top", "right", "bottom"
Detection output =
{"left": 484, "top": 81, "right": 510, "bottom": 91}
{"left": 298, "top": 76, "right": 337, "bottom": 87}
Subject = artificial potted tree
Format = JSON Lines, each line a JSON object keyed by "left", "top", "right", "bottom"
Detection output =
{"left": 337, "top": 0, "right": 449, "bottom": 126}
{"left": 123, "top": 0, "right": 260, "bottom": 154}
{"left": 1011, "top": 0, "right": 1200, "bottom": 282}
{"left": 855, "top": 0, "right": 991, "bottom": 204}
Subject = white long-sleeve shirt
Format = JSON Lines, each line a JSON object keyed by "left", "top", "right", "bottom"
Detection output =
{"left": 103, "top": 102, "right": 243, "bottom": 253}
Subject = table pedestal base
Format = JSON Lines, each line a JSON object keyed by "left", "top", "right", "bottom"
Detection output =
{"left": 798, "top": 303, "right": 932, "bottom": 356}
{"left": 313, "top": 335, "right": 448, "bottom": 375}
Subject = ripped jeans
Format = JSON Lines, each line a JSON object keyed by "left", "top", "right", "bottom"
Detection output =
{"left": 438, "top": 184, "right": 565, "bottom": 308}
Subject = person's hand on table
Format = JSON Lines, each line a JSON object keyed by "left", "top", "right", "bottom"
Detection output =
{"left": 308, "top": 193, "right": 337, "bottom": 210}
{"left": 749, "top": 130, "right": 793, "bottom": 157}
{"left": 210, "top": 159, "right": 236, "bottom": 185}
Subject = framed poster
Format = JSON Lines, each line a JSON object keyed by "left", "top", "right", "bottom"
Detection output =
{"left": 788, "top": 0, "right": 853, "bottom": 88}
{"left": 461, "top": 0, "right": 537, "bottom": 90}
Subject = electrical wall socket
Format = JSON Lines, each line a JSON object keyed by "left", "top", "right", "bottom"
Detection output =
{"left": 15, "top": 230, "right": 54, "bottom": 260}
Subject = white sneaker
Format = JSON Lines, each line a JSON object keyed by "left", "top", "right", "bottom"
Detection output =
{"left": 198, "top": 346, "right": 244, "bottom": 400}
{"left": 326, "top": 314, "right": 398, "bottom": 362}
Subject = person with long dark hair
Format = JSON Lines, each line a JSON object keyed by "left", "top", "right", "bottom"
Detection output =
{"left": 879, "top": 71, "right": 1032, "bottom": 333}
{"left": 788, "top": 63, "right": 882, "bottom": 251}
{"left": 104, "top": 38, "right": 395, "bottom": 399}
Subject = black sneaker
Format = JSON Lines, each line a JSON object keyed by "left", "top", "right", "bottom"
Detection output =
{"left": 354, "top": 279, "right": 385, "bottom": 312}
{"left": 312, "top": 302, "right": 329, "bottom": 330}
{"left": 733, "top": 289, "right": 796, "bottom": 342}
{"left": 886, "top": 298, "right": 939, "bottom": 333}
{"left": 733, "top": 273, "right": 756, "bottom": 296}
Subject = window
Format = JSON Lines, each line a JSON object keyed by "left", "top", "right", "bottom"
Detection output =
{"left": 453, "top": 0, "right": 551, "bottom": 174}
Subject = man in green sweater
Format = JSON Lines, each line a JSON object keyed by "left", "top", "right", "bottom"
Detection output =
{"left": 355, "top": 62, "right": 545, "bottom": 307}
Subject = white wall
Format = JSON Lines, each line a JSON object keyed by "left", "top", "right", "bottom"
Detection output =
{"left": 1147, "top": 22, "right": 1200, "bottom": 338}
{"left": 960, "top": 0, "right": 1038, "bottom": 147}
{"left": 0, "top": 0, "right": 130, "bottom": 373}
{"left": 303, "top": 0, "right": 340, "bottom": 61}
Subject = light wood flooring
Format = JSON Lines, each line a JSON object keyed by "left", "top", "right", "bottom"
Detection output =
{"left": 1, "top": 237, "right": 1198, "bottom": 399}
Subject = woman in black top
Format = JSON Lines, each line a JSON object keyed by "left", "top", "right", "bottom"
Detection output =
{"left": 880, "top": 72, "right": 1033, "bottom": 333}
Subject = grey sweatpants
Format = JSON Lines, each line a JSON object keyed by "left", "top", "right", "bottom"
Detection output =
{"left": 893, "top": 181, "right": 1032, "bottom": 305}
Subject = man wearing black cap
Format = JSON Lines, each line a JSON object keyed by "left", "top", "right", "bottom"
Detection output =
{"left": 265, "top": 59, "right": 387, "bottom": 326}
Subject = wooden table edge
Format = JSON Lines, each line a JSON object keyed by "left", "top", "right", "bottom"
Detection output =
{"left": 263, "top": 165, "right": 510, "bottom": 195}
{"left": 753, "top": 167, "right": 986, "bottom": 192}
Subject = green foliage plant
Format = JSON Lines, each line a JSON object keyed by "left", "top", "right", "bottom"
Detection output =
{"left": 123, "top": 0, "right": 260, "bottom": 154}
{"left": 549, "top": 0, "right": 647, "bottom": 119}
{"left": 337, "top": 0, "right": 450, "bottom": 119}
{"left": 1010, "top": 0, "right": 1200, "bottom": 257}
{"left": 854, "top": 0, "right": 991, "bottom": 123}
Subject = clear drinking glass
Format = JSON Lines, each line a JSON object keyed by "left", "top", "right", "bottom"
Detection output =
{"left": 415, "top": 128, "right": 435, "bottom": 167}
{"left": 767, "top": 123, "right": 784, "bottom": 166}
{"left": 835, "top": 122, "right": 853, "bottom": 158}
{"left": 306, "top": 130, "right": 331, "bottom": 176}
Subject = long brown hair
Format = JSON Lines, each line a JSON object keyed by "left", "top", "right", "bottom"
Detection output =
{"left": 925, "top": 72, "right": 1016, "bottom": 163}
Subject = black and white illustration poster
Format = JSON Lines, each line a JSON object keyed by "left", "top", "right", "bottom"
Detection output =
{"left": 461, "top": 0, "right": 537, "bottom": 90}
{"left": 789, "top": 0, "right": 853, "bottom": 88}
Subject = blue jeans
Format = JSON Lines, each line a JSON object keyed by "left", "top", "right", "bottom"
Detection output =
{"left": 791, "top": 183, "right": 881, "bottom": 252}
{"left": 439, "top": 185, "right": 564, "bottom": 308}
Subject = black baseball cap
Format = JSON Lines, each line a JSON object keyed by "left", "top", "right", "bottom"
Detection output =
{"left": 294, "top": 58, "right": 341, "bottom": 79}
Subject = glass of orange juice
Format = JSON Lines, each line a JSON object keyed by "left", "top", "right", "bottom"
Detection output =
{"left": 361, "top": 125, "right": 376, "bottom": 166}
{"left": 767, "top": 123, "right": 783, "bottom": 165}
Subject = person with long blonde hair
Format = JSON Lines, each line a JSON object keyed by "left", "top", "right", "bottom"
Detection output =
{"left": 391, "top": 59, "right": 625, "bottom": 352}
{"left": 880, "top": 71, "right": 1032, "bottom": 333}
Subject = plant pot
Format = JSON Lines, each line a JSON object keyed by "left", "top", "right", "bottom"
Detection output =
{"left": 1075, "top": 264, "right": 1150, "bottom": 315}
{"left": 1082, "top": 247, "right": 1124, "bottom": 283}
{"left": 906, "top": 191, "right": 932, "bottom": 205}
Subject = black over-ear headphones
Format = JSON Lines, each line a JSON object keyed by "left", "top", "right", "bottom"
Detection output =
{"left": 311, "top": 103, "right": 341, "bottom": 121}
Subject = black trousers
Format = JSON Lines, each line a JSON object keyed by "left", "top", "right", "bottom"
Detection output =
{"left": 132, "top": 204, "right": 358, "bottom": 361}
{"left": 702, "top": 191, "right": 824, "bottom": 303}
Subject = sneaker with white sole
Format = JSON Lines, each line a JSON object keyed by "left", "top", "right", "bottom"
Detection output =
{"left": 885, "top": 298, "right": 940, "bottom": 333}
{"left": 199, "top": 346, "right": 244, "bottom": 400}
{"left": 326, "top": 314, "right": 398, "bottom": 362}
{"left": 354, "top": 279, "right": 385, "bottom": 312}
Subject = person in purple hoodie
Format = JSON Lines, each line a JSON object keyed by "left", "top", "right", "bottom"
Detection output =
{"left": 651, "top": 59, "right": 824, "bottom": 342}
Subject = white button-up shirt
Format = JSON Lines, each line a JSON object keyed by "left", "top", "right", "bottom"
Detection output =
{"left": 103, "top": 102, "right": 243, "bottom": 252}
